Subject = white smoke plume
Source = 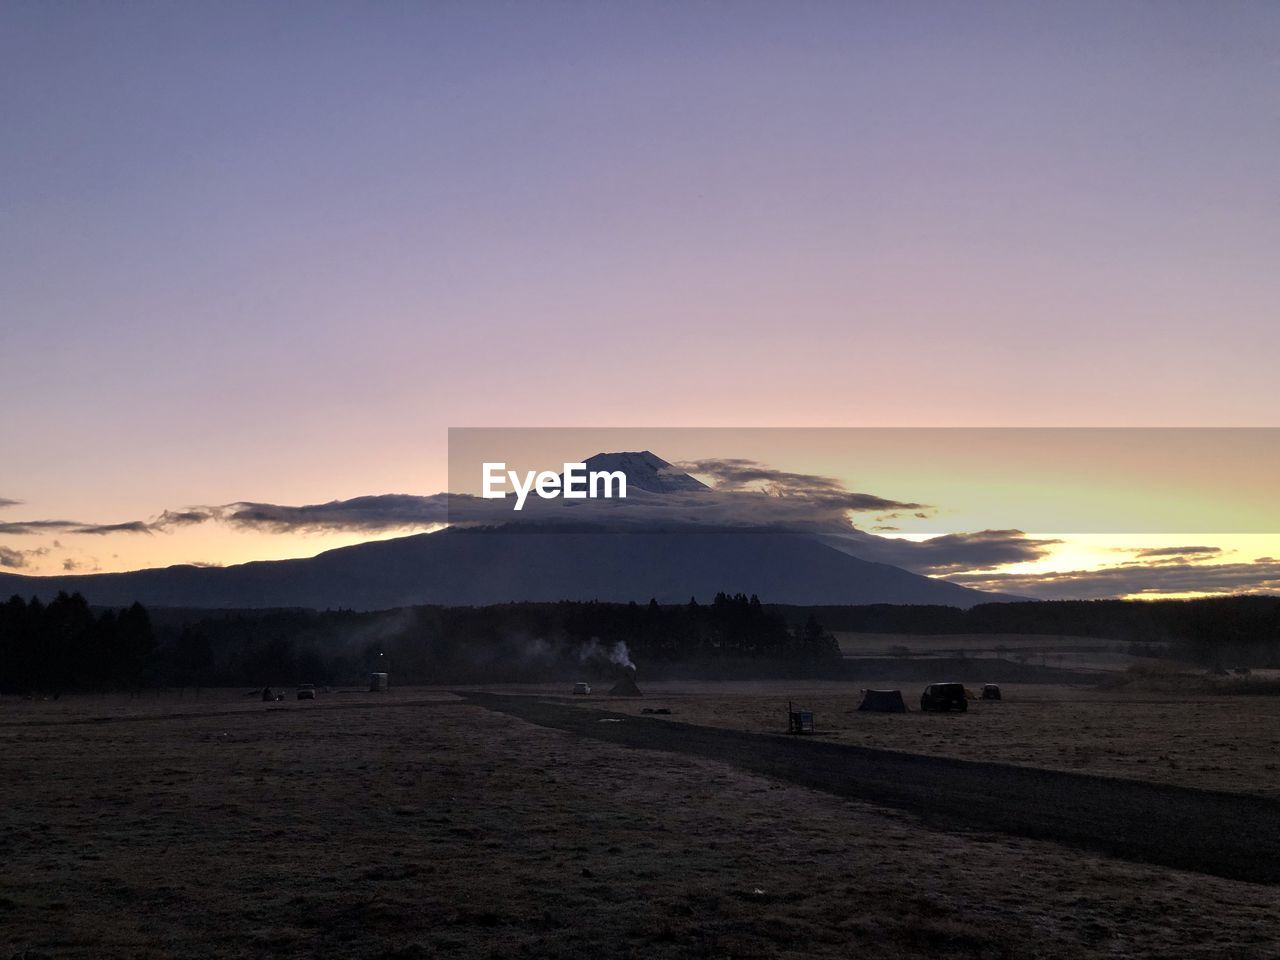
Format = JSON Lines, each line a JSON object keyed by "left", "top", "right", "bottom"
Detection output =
{"left": 577, "top": 638, "right": 635, "bottom": 671}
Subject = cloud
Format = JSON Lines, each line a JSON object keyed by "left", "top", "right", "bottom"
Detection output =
{"left": 0, "top": 496, "right": 446, "bottom": 540}
{"left": 71, "top": 521, "right": 156, "bottom": 536}
{"left": 1125, "top": 545, "right": 1225, "bottom": 566}
{"left": 0, "top": 459, "right": 922, "bottom": 541}
{"left": 61, "top": 556, "right": 102, "bottom": 573}
{"left": 445, "top": 488, "right": 898, "bottom": 534}
{"left": 0, "top": 518, "right": 165, "bottom": 536}
{"left": 819, "top": 529, "right": 1061, "bottom": 575}
{"left": 0, "top": 499, "right": 22, "bottom": 510}
{"left": 223, "top": 494, "right": 450, "bottom": 534}
{"left": 155, "top": 509, "right": 219, "bottom": 527}
{"left": 0, "top": 520, "right": 86, "bottom": 535}
{"left": 439, "top": 458, "right": 931, "bottom": 534}
{"left": 951, "top": 559, "right": 1280, "bottom": 600}
{"left": 0, "top": 545, "right": 50, "bottom": 569}
{"left": 0, "top": 507, "right": 220, "bottom": 537}
{"left": 1133, "top": 545, "right": 1222, "bottom": 558}
{"left": 674, "top": 459, "right": 926, "bottom": 513}
{"left": 75, "top": 509, "right": 220, "bottom": 535}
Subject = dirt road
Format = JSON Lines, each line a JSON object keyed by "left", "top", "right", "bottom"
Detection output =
{"left": 466, "top": 692, "right": 1280, "bottom": 885}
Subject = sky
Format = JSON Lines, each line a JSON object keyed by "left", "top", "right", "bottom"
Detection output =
{"left": 2, "top": 2, "right": 1278, "bottom": 594}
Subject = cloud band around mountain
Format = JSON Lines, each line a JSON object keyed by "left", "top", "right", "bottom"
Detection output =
{"left": 674, "top": 458, "right": 926, "bottom": 513}
{"left": 222, "top": 495, "right": 450, "bottom": 533}
{"left": 4, "top": 458, "right": 1276, "bottom": 599}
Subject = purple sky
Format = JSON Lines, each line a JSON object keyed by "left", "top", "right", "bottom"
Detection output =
{"left": 2, "top": 2, "right": 1278, "bottom": 580}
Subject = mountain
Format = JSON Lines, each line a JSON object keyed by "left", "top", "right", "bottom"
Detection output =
{"left": 0, "top": 529, "right": 1003, "bottom": 609}
{"left": 575, "top": 451, "right": 709, "bottom": 493}
{"left": 0, "top": 453, "right": 1014, "bottom": 609}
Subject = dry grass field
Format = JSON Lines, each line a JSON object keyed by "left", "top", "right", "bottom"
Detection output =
{"left": 558, "top": 680, "right": 1280, "bottom": 799}
{"left": 832, "top": 632, "right": 1169, "bottom": 674}
{"left": 2, "top": 685, "right": 1279, "bottom": 959}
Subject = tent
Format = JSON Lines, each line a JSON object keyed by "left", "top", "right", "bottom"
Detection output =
{"left": 609, "top": 671, "right": 643, "bottom": 697}
{"left": 857, "top": 689, "right": 908, "bottom": 712}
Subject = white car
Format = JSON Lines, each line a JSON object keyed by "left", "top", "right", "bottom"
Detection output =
{"left": 572, "top": 682, "right": 591, "bottom": 695}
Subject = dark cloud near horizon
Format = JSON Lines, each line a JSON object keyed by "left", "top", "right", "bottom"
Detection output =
{"left": 0, "top": 507, "right": 221, "bottom": 537}
{"left": 1131, "top": 545, "right": 1223, "bottom": 560}
{"left": 0, "top": 519, "right": 85, "bottom": 535}
{"left": 0, "top": 545, "right": 50, "bottom": 569}
{"left": 0, "top": 497, "right": 448, "bottom": 540}
{"left": 71, "top": 520, "right": 155, "bottom": 535}
{"left": 82, "top": 509, "right": 219, "bottom": 534}
{"left": 0, "top": 498, "right": 22, "bottom": 510}
{"left": 156, "top": 509, "right": 219, "bottom": 526}
{"left": 820, "top": 529, "right": 1061, "bottom": 575}
{"left": 223, "top": 494, "right": 450, "bottom": 533}
{"left": 1118, "top": 545, "right": 1228, "bottom": 568}
{"left": 952, "top": 559, "right": 1280, "bottom": 600}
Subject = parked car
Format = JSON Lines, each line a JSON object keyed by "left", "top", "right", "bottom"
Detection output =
{"left": 572, "top": 682, "right": 592, "bottom": 695}
{"left": 981, "top": 683, "right": 1002, "bottom": 700}
{"left": 296, "top": 683, "right": 316, "bottom": 700}
{"left": 920, "top": 683, "right": 968, "bottom": 712}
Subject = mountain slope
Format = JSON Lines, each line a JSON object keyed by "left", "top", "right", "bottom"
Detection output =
{"left": 0, "top": 528, "right": 1004, "bottom": 609}
{"left": 0, "top": 452, "right": 1017, "bottom": 609}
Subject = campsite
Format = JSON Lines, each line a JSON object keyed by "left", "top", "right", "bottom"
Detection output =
{"left": 3, "top": 677, "right": 1279, "bottom": 958}
{"left": 8, "top": 2, "right": 1278, "bottom": 955}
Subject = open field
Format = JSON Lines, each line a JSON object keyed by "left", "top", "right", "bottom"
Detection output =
{"left": 3, "top": 686, "right": 1279, "bottom": 958}
{"left": 834, "top": 632, "right": 1154, "bottom": 674}
{"left": 557, "top": 680, "right": 1280, "bottom": 799}
{"left": 474, "top": 692, "right": 1280, "bottom": 883}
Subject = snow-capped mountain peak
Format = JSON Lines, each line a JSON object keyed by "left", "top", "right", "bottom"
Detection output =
{"left": 579, "top": 451, "right": 708, "bottom": 494}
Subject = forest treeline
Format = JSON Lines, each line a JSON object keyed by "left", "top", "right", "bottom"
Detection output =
{"left": 4, "top": 593, "right": 1279, "bottom": 692}
{"left": 775, "top": 597, "right": 1280, "bottom": 666}
{"left": 1, "top": 591, "right": 837, "bottom": 690}
{"left": 0, "top": 592, "right": 155, "bottom": 693}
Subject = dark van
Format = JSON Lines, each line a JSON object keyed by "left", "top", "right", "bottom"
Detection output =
{"left": 921, "top": 683, "right": 968, "bottom": 713}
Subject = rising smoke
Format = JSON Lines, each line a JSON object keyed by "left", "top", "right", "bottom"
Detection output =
{"left": 576, "top": 638, "right": 636, "bottom": 672}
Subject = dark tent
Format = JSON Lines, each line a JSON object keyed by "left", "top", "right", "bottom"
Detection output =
{"left": 857, "top": 689, "right": 907, "bottom": 713}
{"left": 609, "top": 671, "right": 643, "bottom": 697}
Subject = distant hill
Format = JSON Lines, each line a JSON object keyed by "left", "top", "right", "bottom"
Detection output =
{"left": 0, "top": 452, "right": 1013, "bottom": 610}
{"left": 0, "top": 528, "right": 1006, "bottom": 610}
